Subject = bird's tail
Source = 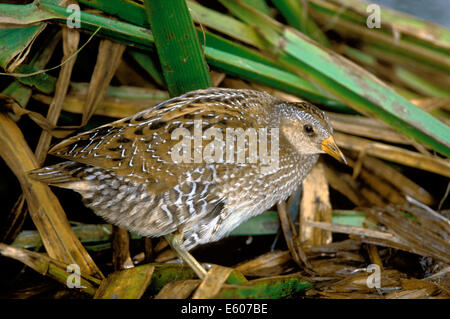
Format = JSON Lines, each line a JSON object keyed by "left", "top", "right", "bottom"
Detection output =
{"left": 28, "top": 161, "right": 86, "bottom": 186}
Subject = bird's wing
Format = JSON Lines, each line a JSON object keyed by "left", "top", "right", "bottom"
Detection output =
{"left": 48, "top": 88, "right": 266, "bottom": 194}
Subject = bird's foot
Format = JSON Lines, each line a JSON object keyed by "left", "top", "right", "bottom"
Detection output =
{"left": 165, "top": 233, "right": 207, "bottom": 279}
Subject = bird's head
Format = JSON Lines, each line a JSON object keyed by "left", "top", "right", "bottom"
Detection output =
{"left": 276, "top": 101, "right": 347, "bottom": 164}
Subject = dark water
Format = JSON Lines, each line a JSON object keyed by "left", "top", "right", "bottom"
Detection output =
{"left": 371, "top": 0, "right": 450, "bottom": 28}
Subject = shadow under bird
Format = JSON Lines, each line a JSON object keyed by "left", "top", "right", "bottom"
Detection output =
{"left": 29, "top": 88, "right": 346, "bottom": 278}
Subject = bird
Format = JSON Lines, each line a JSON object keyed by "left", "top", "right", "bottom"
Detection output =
{"left": 29, "top": 88, "right": 346, "bottom": 278}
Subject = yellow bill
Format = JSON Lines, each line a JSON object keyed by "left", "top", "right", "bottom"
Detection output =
{"left": 321, "top": 135, "right": 347, "bottom": 164}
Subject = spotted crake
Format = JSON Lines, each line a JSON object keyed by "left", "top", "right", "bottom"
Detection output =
{"left": 29, "top": 88, "right": 345, "bottom": 277}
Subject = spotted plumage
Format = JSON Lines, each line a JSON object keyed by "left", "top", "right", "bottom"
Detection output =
{"left": 29, "top": 88, "right": 345, "bottom": 251}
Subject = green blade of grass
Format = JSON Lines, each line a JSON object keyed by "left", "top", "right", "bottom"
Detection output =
{"left": 0, "top": 24, "right": 45, "bottom": 71}
{"left": 0, "top": 1, "right": 57, "bottom": 24}
{"left": 78, "top": 0, "right": 150, "bottom": 28}
{"left": 2, "top": 81, "right": 32, "bottom": 107}
{"left": 230, "top": 211, "right": 279, "bottom": 236}
{"left": 34, "top": 1, "right": 155, "bottom": 49}
{"left": 13, "top": 64, "right": 57, "bottom": 94}
{"left": 271, "top": 0, "right": 330, "bottom": 47}
{"left": 332, "top": 210, "right": 369, "bottom": 227}
{"left": 128, "top": 49, "right": 166, "bottom": 88}
{"left": 147, "top": 264, "right": 197, "bottom": 294}
{"left": 219, "top": 0, "right": 282, "bottom": 47}
{"left": 188, "top": 1, "right": 269, "bottom": 49}
{"left": 241, "top": 0, "right": 272, "bottom": 16}
{"left": 394, "top": 67, "right": 450, "bottom": 98}
{"left": 215, "top": 274, "right": 313, "bottom": 298}
{"left": 144, "top": 0, "right": 211, "bottom": 96}
{"left": 0, "top": 24, "right": 57, "bottom": 107}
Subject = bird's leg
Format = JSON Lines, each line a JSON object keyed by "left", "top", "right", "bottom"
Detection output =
{"left": 165, "top": 232, "right": 207, "bottom": 279}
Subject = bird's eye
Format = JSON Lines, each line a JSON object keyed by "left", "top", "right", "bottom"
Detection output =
{"left": 303, "top": 124, "right": 314, "bottom": 135}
